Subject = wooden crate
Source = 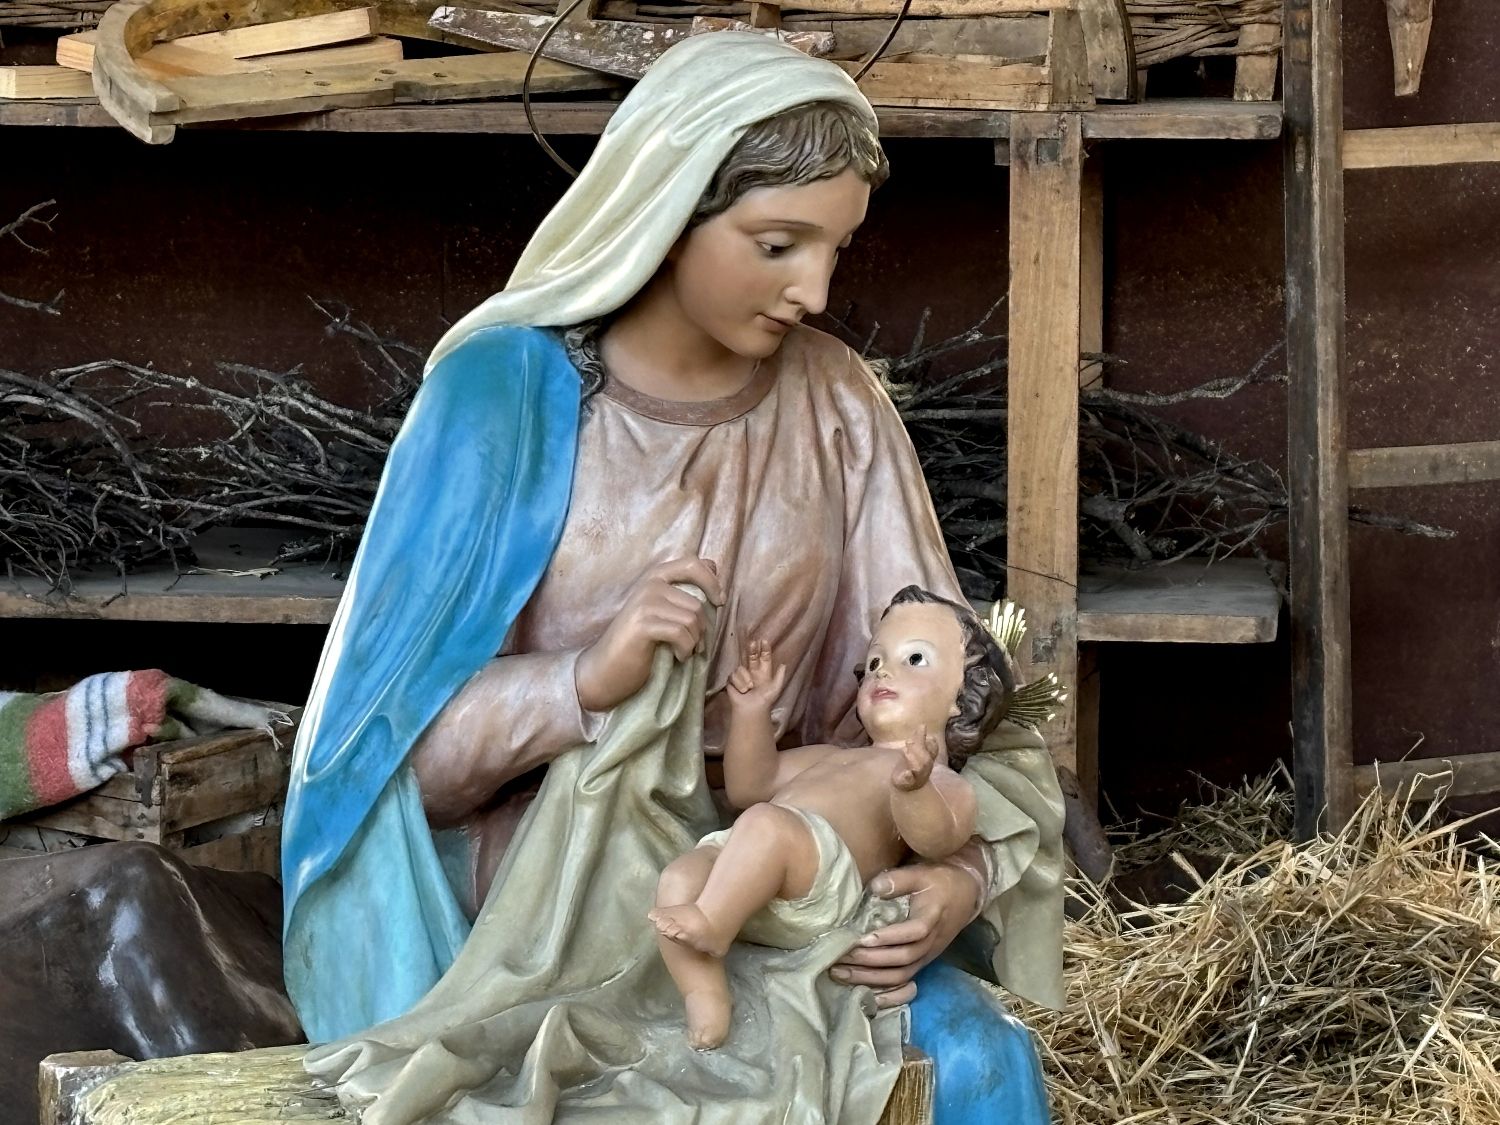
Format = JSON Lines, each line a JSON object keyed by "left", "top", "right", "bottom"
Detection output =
{"left": 1, "top": 717, "right": 295, "bottom": 878}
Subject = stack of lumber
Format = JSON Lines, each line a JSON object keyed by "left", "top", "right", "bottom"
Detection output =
{"left": 431, "top": 0, "right": 1120, "bottom": 109}
{"left": 1, "top": 0, "right": 1134, "bottom": 136}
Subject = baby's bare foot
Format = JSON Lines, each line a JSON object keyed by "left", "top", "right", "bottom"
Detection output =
{"left": 647, "top": 904, "right": 730, "bottom": 957}
{"left": 683, "top": 986, "right": 732, "bottom": 1050}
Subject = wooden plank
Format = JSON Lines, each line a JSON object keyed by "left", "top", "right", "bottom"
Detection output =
{"left": 688, "top": 16, "right": 833, "bottom": 55}
{"left": 787, "top": 14, "right": 1050, "bottom": 61}
{"left": 128, "top": 41, "right": 268, "bottom": 77}
{"left": 15, "top": 793, "right": 162, "bottom": 842}
{"left": 1385, "top": 0, "right": 1433, "bottom": 97}
{"left": 1354, "top": 751, "right": 1500, "bottom": 800}
{"left": 1080, "top": 99, "right": 1281, "bottom": 140}
{"left": 159, "top": 733, "right": 289, "bottom": 835}
{"left": 1076, "top": 558, "right": 1282, "bottom": 643}
{"left": 178, "top": 822, "right": 281, "bottom": 876}
{"left": 1044, "top": 6, "right": 1091, "bottom": 106}
{"left": 1345, "top": 123, "right": 1500, "bottom": 170}
{"left": 156, "top": 53, "right": 609, "bottom": 125}
{"left": 1232, "top": 19, "right": 1279, "bottom": 101}
{"left": 1008, "top": 111, "right": 1083, "bottom": 777}
{"left": 849, "top": 58, "right": 1065, "bottom": 110}
{"left": 0, "top": 65, "right": 95, "bottom": 98}
{"left": 173, "top": 6, "right": 375, "bottom": 55}
{"left": 1076, "top": 0, "right": 1133, "bottom": 101}
{"left": 1283, "top": 0, "right": 1354, "bottom": 837}
{"left": 90, "top": 0, "right": 182, "bottom": 143}
{"left": 1348, "top": 440, "right": 1500, "bottom": 490}
{"left": 61, "top": 32, "right": 403, "bottom": 75}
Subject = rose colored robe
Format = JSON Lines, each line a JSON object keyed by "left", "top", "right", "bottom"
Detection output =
{"left": 410, "top": 324, "right": 962, "bottom": 910}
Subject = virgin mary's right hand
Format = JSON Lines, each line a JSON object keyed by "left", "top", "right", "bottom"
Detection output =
{"left": 574, "top": 557, "right": 725, "bottom": 712}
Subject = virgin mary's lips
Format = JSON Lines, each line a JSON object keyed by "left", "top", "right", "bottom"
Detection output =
{"left": 760, "top": 314, "right": 795, "bottom": 332}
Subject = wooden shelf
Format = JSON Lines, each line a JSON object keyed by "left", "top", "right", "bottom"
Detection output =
{"left": 1077, "top": 558, "right": 1283, "bottom": 644}
{"left": 0, "top": 97, "right": 1282, "bottom": 141}
{"left": 2, "top": 533, "right": 1283, "bottom": 642}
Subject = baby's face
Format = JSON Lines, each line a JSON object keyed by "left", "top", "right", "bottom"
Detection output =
{"left": 856, "top": 602, "right": 967, "bottom": 745}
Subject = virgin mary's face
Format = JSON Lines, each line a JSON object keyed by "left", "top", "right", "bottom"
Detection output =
{"left": 666, "top": 167, "right": 871, "bottom": 360}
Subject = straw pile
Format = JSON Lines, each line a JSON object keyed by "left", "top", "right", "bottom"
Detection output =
{"left": 1020, "top": 778, "right": 1500, "bottom": 1124}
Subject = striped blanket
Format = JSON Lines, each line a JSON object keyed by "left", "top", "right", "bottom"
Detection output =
{"left": 0, "top": 670, "right": 278, "bottom": 820}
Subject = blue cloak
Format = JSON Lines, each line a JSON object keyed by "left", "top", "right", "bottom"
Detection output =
{"left": 280, "top": 325, "right": 580, "bottom": 1044}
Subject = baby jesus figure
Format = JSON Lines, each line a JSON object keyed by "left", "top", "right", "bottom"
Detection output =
{"left": 649, "top": 585, "right": 1016, "bottom": 1049}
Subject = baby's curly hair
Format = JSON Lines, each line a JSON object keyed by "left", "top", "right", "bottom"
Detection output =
{"left": 875, "top": 586, "right": 1017, "bottom": 773}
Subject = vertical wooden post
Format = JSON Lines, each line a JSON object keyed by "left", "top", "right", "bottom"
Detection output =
{"left": 1283, "top": 0, "right": 1354, "bottom": 837}
{"left": 1075, "top": 147, "right": 1104, "bottom": 806}
{"left": 1008, "top": 111, "right": 1083, "bottom": 779}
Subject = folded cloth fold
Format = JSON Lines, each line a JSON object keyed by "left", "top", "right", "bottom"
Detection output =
{"left": 0, "top": 670, "right": 281, "bottom": 819}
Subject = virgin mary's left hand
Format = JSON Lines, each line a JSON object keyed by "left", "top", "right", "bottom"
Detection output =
{"left": 828, "top": 862, "right": 983, "bottom": 1007}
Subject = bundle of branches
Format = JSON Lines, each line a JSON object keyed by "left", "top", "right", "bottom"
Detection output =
{"left": 867, "top": 300, "right": 1450, "bottom": 601}
{"left": 0, "top": 261, "right": 1448, "bottom": 591}
{"left": 1127, "top": 0, "right": 1281, "bottom": 69}
{"left": 0, "top": 0, "right": 110, "bottom": 28}
{"left": 1016, "top": 781, "right": 1500, "bottom": 1124}
{"left": 2, "top": 300, "right": 417, "bottom": 588}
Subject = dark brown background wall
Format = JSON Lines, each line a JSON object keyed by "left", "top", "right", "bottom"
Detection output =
{"left": 2, "top": 3, "right": 1497, "bottom": 817}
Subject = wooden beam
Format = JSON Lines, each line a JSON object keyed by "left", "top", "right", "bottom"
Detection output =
{"left": 0, "top": 65, "right": 96, "bottom": 98}
{"left": 1345, "top": 123, "right": 1500, "bottom": 170}
{"left": 1008, "top": 111, "right": 1083, "bottom": 778}
{"left": 1076, "top": 559, "right": 1282, "bottom": 644}
{"left": 1283, "top": 0, "right": 1354, "bottom": 838}
{"left": 428, "top": 9, "right": 688, "bottom": 77}
{"left": 1385, "top": 0, "right": 1433, "bottom": 97}
{"left": 1354, "top": 751, "right": 1500, "bottom": 800}
{"left": 1348, "top": 440, "right": 1500, "bottom": 490}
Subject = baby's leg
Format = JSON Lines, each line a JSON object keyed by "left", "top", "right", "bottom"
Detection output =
{"left": 652, "top": 846, "right": 731, "bottom": 1049}
{"left": 650, "top": 803, "right": 819, "bottom": 958}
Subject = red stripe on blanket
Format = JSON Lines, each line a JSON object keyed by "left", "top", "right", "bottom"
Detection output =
{"left": 126, "top": 669, "right": 171, "bottom": 743}
{"left": 27, "top": 695, "right": 76, "bottom": 806}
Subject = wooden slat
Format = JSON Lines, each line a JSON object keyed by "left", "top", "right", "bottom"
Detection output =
{"left": 1348, "top": 440, "right": 1500, "bottom": 490}
{"left": 1345, "top": 123, "right": 1500, "bottom": 170}
{"left": 15, "top": 794, "right": 162, "bottom": 842}
{"left": 175, "top": 6, "right": 376, "bottom": 57}
{"left": 60, "top": 32, "right": 404, "bottom": 76}
{"left": 1232, "top": 20, "right": 1279, "bottom": 102}
{"left": 1008, "top": 110, "right": 1083, "bottom": 777}
{"left": 1354, "top": 751, "right": 1500, "bottom": 800}
{"left": 1283, "top": 0, "right": 1354, "bottom": 837}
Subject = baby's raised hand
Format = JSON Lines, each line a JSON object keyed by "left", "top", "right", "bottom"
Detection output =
{"left": 891, "top": 726, "right": 940, "bottom": 792}
{"left": 727, "top": 638, "right": 787, "bottom": 710}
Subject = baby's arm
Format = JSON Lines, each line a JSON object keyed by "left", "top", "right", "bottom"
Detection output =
{"left": 723, "top": 639, "right": 832, "bottom": 808}
{"left": 889, "top": 729, "right": 979, "bottom": 860}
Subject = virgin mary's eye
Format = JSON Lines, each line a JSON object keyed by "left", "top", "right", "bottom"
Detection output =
{"left": 906, "top": 652, "right": 928, "bottom": 667}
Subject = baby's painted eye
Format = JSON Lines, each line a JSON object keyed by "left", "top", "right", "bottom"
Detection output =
{"left": 906, "top": 652, "right": 928, "bottom": 667}
{"left": 867, "top": 656, "right": 882, "bottom": 673}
